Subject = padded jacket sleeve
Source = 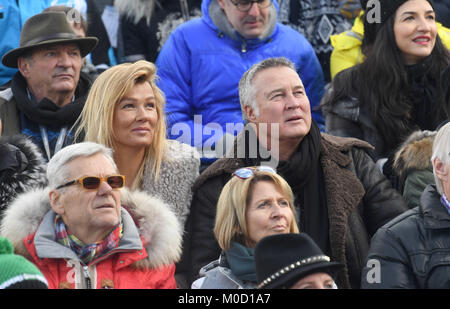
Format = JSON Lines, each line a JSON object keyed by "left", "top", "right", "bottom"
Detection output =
{"left": 361, "top": 227, "right": 418, "bottom": 289}
{"left": 350, "top": 147, "right": 408, "bottom": 236}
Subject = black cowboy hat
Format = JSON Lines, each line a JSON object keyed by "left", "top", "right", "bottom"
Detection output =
{"left": 2, "top": 11, "right": 98, "bottom": 68}
{"left": 255, "top": 233, "right": 344, "bottom": 289}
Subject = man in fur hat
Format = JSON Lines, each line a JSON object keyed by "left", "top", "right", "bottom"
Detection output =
{"left": 0, "top": 11, "right": 98, "bottom": 161}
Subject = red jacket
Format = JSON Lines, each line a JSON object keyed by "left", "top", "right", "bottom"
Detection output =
{"left": 24, "top": 232, "right": 177, "bottom": 289}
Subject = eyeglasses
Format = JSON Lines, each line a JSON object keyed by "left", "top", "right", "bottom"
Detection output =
{"left": 56, "top": 175, "right": 125, "bottom": 190}
{"left": 229, "top": 0, "right": 272, "bottom": 12}
{"left": 233, "top": 166, "right": 276, "bottom": 179}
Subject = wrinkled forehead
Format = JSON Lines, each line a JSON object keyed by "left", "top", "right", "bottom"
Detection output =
{"left": 252, "top": 66, "right": 303, "bottom": 91}
{"left": 65, "top": 153, "right": 118, "bottom": 178}
{"left": 30, "top": 42, "right": 81, "bottom": 56}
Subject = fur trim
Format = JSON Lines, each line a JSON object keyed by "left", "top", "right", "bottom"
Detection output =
{"left": 121, "top": 189, "right": 182, "bottom": 269}
{"left": 393, "top": 130, "right": 435, "bottom": 177}
{"left": 0, "top": 188, "right": 51, "bottom": 257}
{"left": 142, "top": 139, "right": 200, "bottom": 230}
{"left": 0, "top": 135, "right": 47, "bottom": 214}
{"left": 0, "top": 187, "right": 182, "bottom": 269}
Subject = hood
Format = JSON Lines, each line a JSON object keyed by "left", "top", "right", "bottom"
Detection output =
{"left": 0, "top": 187, "right": 182, "bottom": 269}
{"left": 393, "top": 130, "right": 435, "bottom": 178}
{"left": 202, "top": 0, "right": 278, "bottom": 41}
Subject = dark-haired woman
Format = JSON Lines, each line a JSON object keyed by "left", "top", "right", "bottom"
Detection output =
{"left": 322, "top": 0, "right": 450, "bottom": 183}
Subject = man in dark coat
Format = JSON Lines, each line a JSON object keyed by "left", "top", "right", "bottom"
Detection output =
{"left": 186, "top": 57, "right": 408, "bottom": 289}
{"left": 361, "top": 122, "right": 450, "bottom": 289}
{"left": 0, "top": 11, "right": 98, "bottom": 161}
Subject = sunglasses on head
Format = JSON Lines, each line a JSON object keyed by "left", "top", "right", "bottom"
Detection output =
{"left": 233, "top": 166, "right": 276, "bottom": 179}
{"left": 56, "top": 175, "right": 126, "bottom": 190}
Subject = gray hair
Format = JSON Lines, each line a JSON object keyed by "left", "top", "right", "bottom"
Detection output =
{"left": 47, "top": 142, "right": 117, "bottom": 190}
{"left": 431, "top": 122, "right": 450, "bottom": 195}
{"left": 239, "top": 57, "right": 297, "bottom": 120}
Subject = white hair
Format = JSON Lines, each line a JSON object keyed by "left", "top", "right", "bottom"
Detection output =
{"left": 47, "top": 142, "right": 117, "bottom": 189}
{"left": 431, "top": 122, "right": 450, "bottom": 195}
{"left": 239, "top": 57, "right": 297, "bottom": 120}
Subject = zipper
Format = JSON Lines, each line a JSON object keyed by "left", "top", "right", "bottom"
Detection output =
{"left": 83, "top": 265, "right": 92, "bottom": 289}
{"left": 241, "top": 40, "right": 247, "bottom": 53}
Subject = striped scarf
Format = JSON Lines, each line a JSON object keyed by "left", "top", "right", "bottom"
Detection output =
{"left": 54, "top": 215, "right": 123, "bottom": 265}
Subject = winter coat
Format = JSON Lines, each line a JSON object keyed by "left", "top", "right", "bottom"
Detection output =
{"left": 393, "top": 130, "right": 436, "bottom": 209}
{"left": 361, "top": 185, "right": 450, "bottom": 289}
{"left": 116, "top": 0, "right": 202, "bottom": 63}
{"left": 0, "top": 188, "right": 182, "bottom": 289}
{"left": 155, "top": 0, "right": 325, "bottom": 160}
{"left": 0, "top": 72, "right": 92, "bottom": 159}
{"left": 191, "top": 253, "right": 257, "bottom": 289}
{"left": 141, "top": 139, "right": 200, "bottom": 230}
{"left": 329, "top": 12, "right": 450, "bottom": 80}
{"left": 0, "top": 135, "right": 46, "bottom": 216}
{"left": 187, "top": 133, "right": 408, "bottom": 289}
{"left": 322, "top": 63, "right": 450, "bottom": 163}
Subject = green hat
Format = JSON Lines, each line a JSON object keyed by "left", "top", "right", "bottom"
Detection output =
{"left": 2, "top": 11, "right": 98, "bottom": 68}
{"left": 0, "top": 237, "right": 48, "bottom": 289}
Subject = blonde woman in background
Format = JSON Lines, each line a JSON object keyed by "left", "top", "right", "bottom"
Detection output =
{"left": 192, "top": 166, "right": 299, "bottom": 289}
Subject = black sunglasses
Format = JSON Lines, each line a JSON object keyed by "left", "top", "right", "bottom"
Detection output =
{"left": 56, "top": 175, "right": 125, "bottom": 190}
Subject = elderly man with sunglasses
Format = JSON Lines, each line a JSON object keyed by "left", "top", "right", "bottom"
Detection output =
{"left": 0, "top": 142, "right": 182, "bottom": 289}
{"left": 187, "top": 57, "right": 409, "bottom": 289}
{"left": 155, "top": 0, "right": 325, "bottom": 168}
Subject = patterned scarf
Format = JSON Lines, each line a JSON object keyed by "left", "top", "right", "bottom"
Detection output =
{"left": 54, "top": 215, "right": 123, "bottom": 265}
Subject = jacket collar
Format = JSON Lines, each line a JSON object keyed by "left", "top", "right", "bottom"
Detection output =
{"left": 420, "top": 185, "right": 450, "bottom": 229}
{"left": 205, "top": 0, "right": 277, "bottom": 43}
{"left": 33, "top": 208, "right": 143, "bottom": 262}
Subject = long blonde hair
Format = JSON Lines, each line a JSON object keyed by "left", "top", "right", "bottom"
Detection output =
{"left": 214, "top": 169, "right": 299, "bottom": 251}
{"left": 74, "top": 60, "right": 167, "bottom": 190}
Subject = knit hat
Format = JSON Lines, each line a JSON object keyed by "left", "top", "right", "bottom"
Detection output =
{"left": 255, "top": 233, "right": 344, "bottom": 289}
{"left": 0, "top": 237, "right": 48, "bottom": 289}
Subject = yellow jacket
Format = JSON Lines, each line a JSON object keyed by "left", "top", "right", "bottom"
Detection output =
{"left": 330, "top": 12, "right": 450, "bottom": 79}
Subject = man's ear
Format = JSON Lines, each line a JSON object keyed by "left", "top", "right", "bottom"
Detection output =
{"left": 433, "top": 157, "right": 448, "bottom": 182}
{"left": 17, "top": 57, "right": 31, "bottom": 78}
{"left": 49, "top": 190, "right": 65, "bottom": 215}
{"left": 217, "top": 0, "right": 226, "bottom": 10}
{"left": 244, "top": 105, "right": 257, "bottom": 122}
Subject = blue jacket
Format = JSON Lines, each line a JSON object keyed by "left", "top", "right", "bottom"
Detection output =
{"left": 156, "top": 0, "right": 325, "bottom": 161}
{"left": 0, "top": 0, "right": 87, "bottom": 86}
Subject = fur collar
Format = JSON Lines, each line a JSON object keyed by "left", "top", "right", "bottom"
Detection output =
{"left": 0, "top": 187, "right": 182, "bottom": 269}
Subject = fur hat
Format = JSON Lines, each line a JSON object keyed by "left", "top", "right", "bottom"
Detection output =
{"left": 255, "top": 233, "right": 344, "bottom": 289}
{"left": 0, "top": 237, "right": 48, "bottom": 289}
{"left": 2, "top": 11, "right": 98, "bottom": 68}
